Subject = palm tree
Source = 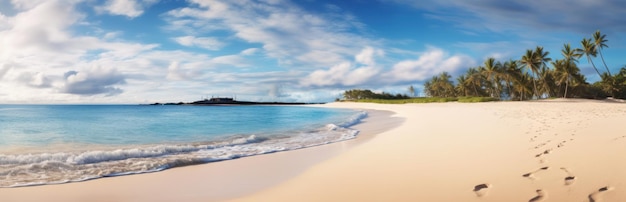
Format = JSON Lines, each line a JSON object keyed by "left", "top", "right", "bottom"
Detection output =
{"left": 553, "top": 59, "right": 581, "bottom": 98}
{"left": 424, "top": 79, "right": 434, "bottom": 97}
{"left": 562, "top": 43, "right": 582, "bottom": 65}
{"left": 535, "top": 46, "right": 552, "bottom": 68}
{"left": 553, "top": 60, "right": 568, "bottom": 97}
{"left": 580, "top": 38, "right": 602, "bottom": 77}
{"left": 408, "top": 85, "right": 416, "bottom": 97}
{"left": 593, "top": 30, "right": 611, "bottom": 76}
{"left": 465, "top": 67, "right": 485, "bottom": 96}
{"left": 482, "top": 57, "right": 501, "bottom": 98}
{"left": 520, "top": 49, "right": 540, "bottom": 98}
{"left": 424, "top": 72, "right": 456, "bottom": 97}
{"left": 599, "top": 72, "right": 618, "bottom": 97}
{"left": 512, "top": 72, "right": 533, "bottom": 101}
{"left": 538, "top": 66, "right": 556, "bottom": 97}
{"left": 560, "top": 44, "right": 583, "bottom": 98}
{"left": 456, "top": 75, "right": 469, "bottom": 97}
{"left": 502, "top": 60, "right": 521, "bottom": 99}
{"left": 534, "top": 46, "right": 552, "bottom": 97}
{"left": 437, "top": 72, "right": 456, "bottom": 97}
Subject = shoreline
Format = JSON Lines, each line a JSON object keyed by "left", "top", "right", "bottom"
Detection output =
{"left": 0, "top": 107, "right": 399, "bottom": 202}
{"left": 3, "top": 100, "right": 626, "bottom": 201}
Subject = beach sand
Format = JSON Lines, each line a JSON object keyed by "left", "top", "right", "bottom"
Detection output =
{"left": 3, "top": 100, "right": 626, "bottom": 201}
{"left": 233, "top": 100, "right": 626, "bottom": 202}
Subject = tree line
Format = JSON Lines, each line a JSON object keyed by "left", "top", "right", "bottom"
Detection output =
{"left": 424, "top": 30, "right": 626, "bottom": 100}
{"left": 342, "top": 89, "right": 410, "bottom": 100}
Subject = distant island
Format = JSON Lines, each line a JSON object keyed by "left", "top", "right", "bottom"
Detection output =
{"left": 148, "top": 97, "right": 325, "bottom": 106}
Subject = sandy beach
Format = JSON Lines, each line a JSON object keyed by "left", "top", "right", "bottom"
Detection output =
{"left": 3, "top": 100, "right": 626, "bottom": 201}
{"left": 234, "top": 100, "right": 626, "bottom": 202}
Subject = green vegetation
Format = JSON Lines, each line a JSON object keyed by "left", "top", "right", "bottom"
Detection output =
{"left": 457, "top": 97, "right": 500, "bottom": 103}
{"left": 351, "top": 97, "right": 458, "bottom": 104}
{"left": 342, "top": 89, "right": 409, "bottom": 100}
{"left": 423, "top": 30, "right": 626, "bottom": 100}
{"left": 340, "top": 96, "right": 498, "bottom": 104}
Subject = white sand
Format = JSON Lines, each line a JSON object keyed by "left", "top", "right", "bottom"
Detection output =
{"left": 233, "top": 100, "right": 626, "bottom": 201}
{"left": 3, "top": 100, "right": 626, "bottom": 202}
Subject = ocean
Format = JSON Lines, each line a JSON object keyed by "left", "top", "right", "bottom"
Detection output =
{"left": 0, "top": 105, "right": 366, "bottom": 187}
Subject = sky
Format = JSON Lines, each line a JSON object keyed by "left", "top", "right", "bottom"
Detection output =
{"left": 1, "top": 0, "right": 626, "bottom": 103}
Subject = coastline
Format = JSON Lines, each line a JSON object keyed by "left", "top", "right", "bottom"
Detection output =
{"left": 0, "top": 107, "right": 398, "bottom": 202}
{"left": 3, "top": 100, "right": 626, "bottom": 201}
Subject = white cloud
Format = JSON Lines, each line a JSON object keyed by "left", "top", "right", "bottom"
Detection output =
{"left": 386, "top": 47, "right": 475, "bottom": 82}
{"left": 0, "top": 13, "right": 9, "bottom": 30}
{"left": 0, "top": 63, "right": 11, "bottom": 79}
{"left": 302, "top": 62, "right": 352, "bottom": 87}
{"left": 241, "top": 48, "right": 259, "bottom": 55}
{"left": 2, "top": 1, "right": 81, "bottom": 53}
{"left": 103, "top": 31, "right": 123, "bottom": 39}
{"left": 96, "top": 0, "right": 155, "bottom": 18}
{"left": 62, "top": 66, "right": 126, "bottom": 96}
{"left": 166, "top": 61, "right": 196, "bottom": 81}
{"left": 355, "top": 46, "right": 384, "bottom": 66}
{"left": 173, "top": 36, "right": 225, "bottom": 50}
{"left": 0, "top": 0, "right": 167, "bottom": 102}
{"left": 166, "top": 0, "right": 373, "bottom": 68}
{"left": 210, "top": 55, "right": 249, "bottom": 67}
{"left": 301, "top": 47, "right": 382, "bottom": 87}
{"left": 17, "top": 71, "right": 52, "bottom": 88}
{"left": 9, "top": 0, "right": 54, "bottom": 10}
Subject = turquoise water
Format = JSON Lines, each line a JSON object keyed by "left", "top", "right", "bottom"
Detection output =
{"left": 0, "top": 105, "right": 366, "bottom": 187}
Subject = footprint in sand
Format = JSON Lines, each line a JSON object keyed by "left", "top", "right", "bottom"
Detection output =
{"left": 560, "top": 168, "right": 576, "bottom": 185}
{"left": 535, "top": 149, "right": 551, "bottom": 158}
{"left": 588, "top": 186, "right": 613, "bottom": 202}
{"left": 473, "top": 183, "right": 490, "bottom": 197}
{"left": 528, "top": 189, "right": 546, "bottom": 202}
{"left": 564, "top": 176, "right": 576, "bottom": 185}
{"left": 613, "top": 135, "right": 626, "bottom": 141}
{"left": 523, "top": 167, "right": 550, "bottom": 180}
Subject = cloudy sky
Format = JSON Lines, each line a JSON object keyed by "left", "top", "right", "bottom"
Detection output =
{"left": 1, "top": 0, "right": 625, "bottom": 103}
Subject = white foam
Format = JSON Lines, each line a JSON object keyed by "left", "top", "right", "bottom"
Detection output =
{"left": 338, "top": 111, "right": 368, "bottom": 128}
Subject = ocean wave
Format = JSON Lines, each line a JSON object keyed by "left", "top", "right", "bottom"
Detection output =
{"left": 0, "top": 111, "right": 367, "bottom": 188}
{"left": 0, "top": 135, "right": 265, "bottom": 165}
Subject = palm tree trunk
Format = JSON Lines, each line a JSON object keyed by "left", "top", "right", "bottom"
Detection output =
{"left": 587, "top": 55, "right": 602, "bottom": 77}
{"left": 532, "top": 72, "right": 538, "bottom": 99}
{"left": 506, "top": 81, "right": 512, "bottom": 100}
{"left": 563, "top": 78, "right": 569, "bottom": 98}
{"left": 599, "top": 51, "right": 612, "bottom": 76}
{"left": 473, "top": 85, "right": 478, "bottom": 96}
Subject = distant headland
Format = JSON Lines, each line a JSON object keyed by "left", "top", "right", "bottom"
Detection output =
{"left": 147, "top": 97, "right": 325, "bottom": 106}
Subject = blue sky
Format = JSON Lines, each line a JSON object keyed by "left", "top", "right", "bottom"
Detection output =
{"left": 1, "top": 0, "right": 625, "bottom": 103}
